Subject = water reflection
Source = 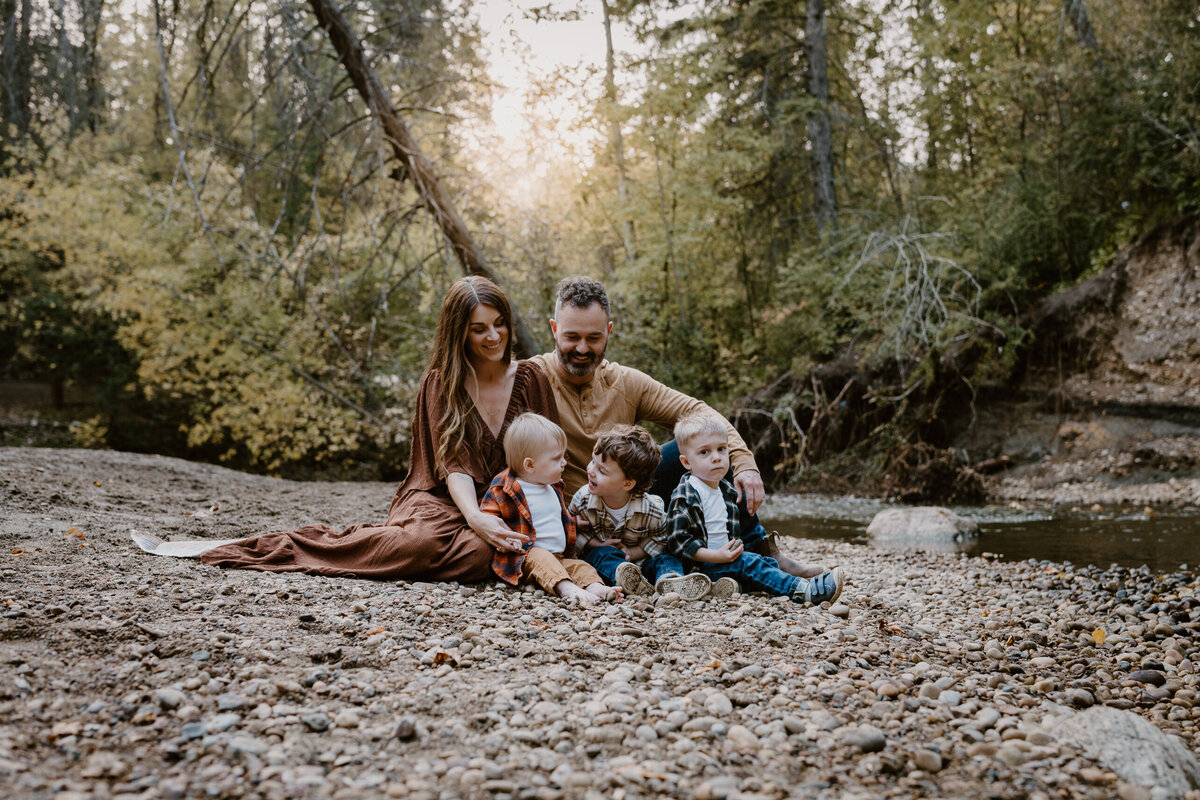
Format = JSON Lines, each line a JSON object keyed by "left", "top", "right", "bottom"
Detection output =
{"left": 762, "top": 496, "right": 1200, "bottom": 572}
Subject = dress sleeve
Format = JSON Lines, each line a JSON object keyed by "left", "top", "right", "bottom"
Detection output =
{"left": 623, "top": 365, "right": 759, "bottom": 477}
{"left": 397, "top": 370, "right": 443, "bottom": 493}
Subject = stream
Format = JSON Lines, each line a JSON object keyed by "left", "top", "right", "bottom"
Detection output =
{"left": 763, "top": 495, "right": 1200, "bottom": 573}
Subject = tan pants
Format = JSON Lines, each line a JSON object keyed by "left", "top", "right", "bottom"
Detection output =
{"left": 523, "top": 546, "right": 602, "bottom": 595}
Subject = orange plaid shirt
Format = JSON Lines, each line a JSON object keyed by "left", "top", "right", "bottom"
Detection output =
{"left": 480, "top": 468, "right": 578, "bottom": 585}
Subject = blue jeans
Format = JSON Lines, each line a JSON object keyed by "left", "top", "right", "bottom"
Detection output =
{"left": 582, "top": 545, "right": 684, "bottom": 586}
{"left": 651, "top": 440, "right": 765, "bottom": 546}
{"left": 694, "top": 552, "right": 799, "bottom": 597}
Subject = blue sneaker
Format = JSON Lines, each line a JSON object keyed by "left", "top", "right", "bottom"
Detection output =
{"left": 796, "top": 567, "right": 844, "bottom": 605}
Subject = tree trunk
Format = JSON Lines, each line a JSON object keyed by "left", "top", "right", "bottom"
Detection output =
{"left": 0, "top": 0, "right": 17, "bottom": 163}
{"left": 601, "top": 0, "right": 635, "bottom": 267}
{"left": 307, "top": 0, "right": 538, "bottom": 357}
{"left": 918, "top": 0, "right": 938, "bottom": 172}
{"left": 81, "top": 0, "right": 105, "bottom": 134}
{"left": 1063, "top": 0, "right": 1098, "bottom": 50}
{"left": 0, "top": 0, "right": 35, "bottom": 154}
{"left": 805, "top": 0, "right": 837, "bottom": 233}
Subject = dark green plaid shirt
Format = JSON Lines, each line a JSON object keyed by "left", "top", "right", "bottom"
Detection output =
{"left": 664, "top": 475, "right": 741, "bottom": 560}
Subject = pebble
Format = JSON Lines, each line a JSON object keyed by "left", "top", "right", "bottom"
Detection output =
{"left": 841, "top": 726, "right": 886, "bottom": 753}
{"left": 1128, "top": 669, "right": 1167, "bottom": 687}
{"left": 913, "top": 747, "right": 942, "bottom": 772}
{"left": 302, "top": 713, "right": 330, "bottom": 733}
{"left": 725, "top": 724, "right": 758, "bottom": 752}
{"left": 216, "top": 693, "right": 247, "bottom": 711}
{"left": 155, "top": 688, "right": 186, "bottom": 710}
{"left": 656, "top": 592, "right": 681, "bottom": 609}
{"left": 635, "top": 724, "right": 658, "bottom": 741}
{"left": 334, "top": 708, "right": 360, "bottom": 728}
{"left": 996, "top": 743, "right": 1030, "bottom": 767}
{"left": 209, "top": 713, "right": 240, "bottom": 732}
{"left": 705, "top": 693, "right": 733, "bottom": 715}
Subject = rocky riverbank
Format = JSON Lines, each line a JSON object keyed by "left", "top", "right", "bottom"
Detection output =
{"left": 3, "top": 446, "right": 1200, "bottom": 799}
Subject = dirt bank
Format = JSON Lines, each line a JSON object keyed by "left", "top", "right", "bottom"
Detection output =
{"left": 964, "top": 218, "right": 1200, "bottom": 511}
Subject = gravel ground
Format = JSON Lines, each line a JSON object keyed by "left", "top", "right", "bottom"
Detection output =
{"left": 3, "top": 446, "right": 1200, "bottom": 800}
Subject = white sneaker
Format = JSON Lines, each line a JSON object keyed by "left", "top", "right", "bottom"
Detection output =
{"left": 654, "top": 573, "right": 711, "bottom": 601}
{"left": 615, "top": 561, "right": 655, "bottom": 596}
{"left": 708, "top": 577, "right": 740, "bottom": 599}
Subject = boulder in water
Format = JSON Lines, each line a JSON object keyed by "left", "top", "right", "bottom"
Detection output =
{"left": 866, "top": 506, "right": 978, "bottom": 540}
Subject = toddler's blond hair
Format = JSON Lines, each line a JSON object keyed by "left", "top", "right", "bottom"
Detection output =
{"left": 503, "top": 413, "right": 566, "bottom": 474}
{"left": 673, "top": 409, "right": 727, "bottom": 449}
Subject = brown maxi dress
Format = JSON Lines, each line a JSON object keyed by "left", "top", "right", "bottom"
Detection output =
{"left": 200, "top": 361, "right": 559, "bottom": 582}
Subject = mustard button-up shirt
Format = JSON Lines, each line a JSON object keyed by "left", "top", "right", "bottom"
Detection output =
{"left": 529, "top": 353, "right": 760, "bottom": 497}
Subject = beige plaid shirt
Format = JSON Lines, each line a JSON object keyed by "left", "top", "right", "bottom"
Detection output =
{"left": 568, "top": 486, "right": 669, "bottom": 560}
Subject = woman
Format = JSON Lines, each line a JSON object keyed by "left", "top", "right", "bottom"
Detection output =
{"left": 198, "top": 276, "right": 557, "bottom": 581}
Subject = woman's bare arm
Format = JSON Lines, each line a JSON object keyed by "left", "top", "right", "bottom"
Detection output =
{"left": 446, "top": 472, "right": 528, "bottom": 552}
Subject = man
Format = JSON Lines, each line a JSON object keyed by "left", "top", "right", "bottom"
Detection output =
{"left": 529, "top": 276, "right": 820, "bottom": 579}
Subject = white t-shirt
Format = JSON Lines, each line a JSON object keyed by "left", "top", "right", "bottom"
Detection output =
{"left": 519, "top": 480, "right": 567, "bottom": 555}
{"left": 688, "top": 475, "right": 729, "bottom": 551}
{"left": 604, "top": 501, "right": 631, "bottom": 528}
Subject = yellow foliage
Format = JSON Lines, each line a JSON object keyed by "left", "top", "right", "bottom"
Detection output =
{"left": 2, "top": 145, "right": 427, "bottom": 473}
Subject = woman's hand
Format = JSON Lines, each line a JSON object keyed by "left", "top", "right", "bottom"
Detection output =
{"left": 446, "top": 471, "right": 528, "bottom": 553}
{"left": 468, "top": 512, "right": 529, "bottom": 553}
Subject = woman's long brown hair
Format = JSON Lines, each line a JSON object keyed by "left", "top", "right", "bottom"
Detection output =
{"left": 428, "top": 276, "right": 514, "bottom": 475}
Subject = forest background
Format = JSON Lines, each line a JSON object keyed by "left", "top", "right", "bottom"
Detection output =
{"left": 1, "top": 0, "right": 1197, "bottom": 489}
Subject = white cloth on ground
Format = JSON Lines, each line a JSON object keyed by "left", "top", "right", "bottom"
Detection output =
{"left": 130, "top": 531, "right": 251, "bottom": 557}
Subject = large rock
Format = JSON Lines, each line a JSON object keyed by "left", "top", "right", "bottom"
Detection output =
{"left": 1052, "top": 707, "right": 1200, "bottom": 798}
{"left": 866, "top": 507, "right": 978, "bottom": 540}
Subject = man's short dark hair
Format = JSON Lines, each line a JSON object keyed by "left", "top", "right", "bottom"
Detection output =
{"left": 555, "top": 276, "right": 610, "bottom": 318}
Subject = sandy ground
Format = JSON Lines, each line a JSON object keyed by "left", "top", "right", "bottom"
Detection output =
{"left": 3, "top": 445, "right": 1200, "bottom": 800}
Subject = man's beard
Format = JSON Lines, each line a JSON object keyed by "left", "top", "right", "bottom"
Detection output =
{"left": 557, "top": 344, "right": 605, "bottom": 377}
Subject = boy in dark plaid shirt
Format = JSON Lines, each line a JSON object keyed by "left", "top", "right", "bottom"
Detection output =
{"left": 569, "top": 425, "right": 711, "bottom": 601}
{"left": 482, "top": 413, "right": 619, "bottom": 605}
{"left": 665, "top": 410, "right": 845, "bottom": 605}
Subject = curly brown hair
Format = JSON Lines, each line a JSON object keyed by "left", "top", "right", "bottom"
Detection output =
{"left": 554, "top": 276, "right": 610, "bottom": 318}
{"left": 592, "top": 424, "right": 661, "bottom": 492}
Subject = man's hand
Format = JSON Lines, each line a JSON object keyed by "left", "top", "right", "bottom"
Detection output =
{"left": 734, "top": 470, "right": 765, "bottom": 515}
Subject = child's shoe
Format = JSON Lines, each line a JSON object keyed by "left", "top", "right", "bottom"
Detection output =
{"left": 654, "top": 573, "right": 711, "bottom": 601}
{"left": 708, "top": 577, "right": 739, "bottom": 599}
{"left": 615, "top": 561, "right": 655, "bottom": 596}
{"left": 795, "top": 567, "right": 844, "bottom": 605}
